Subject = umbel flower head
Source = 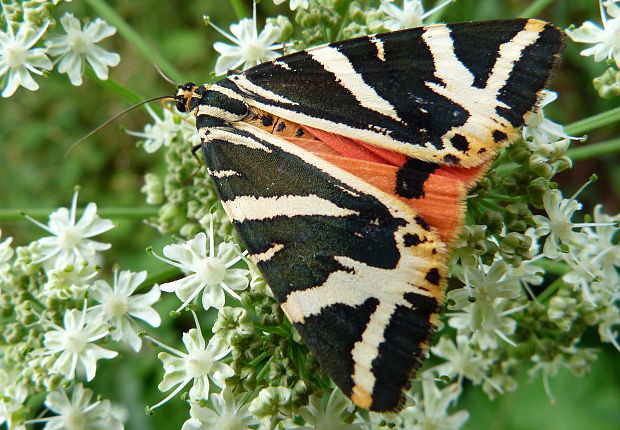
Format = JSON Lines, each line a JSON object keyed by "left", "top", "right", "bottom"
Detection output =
{"left": 26, "top": 190, "right": 114, "bottom": 269}
{"left": 210, "top": 2, "right": 283, "bottom": 75}
{"left": 31, "top": 384, "right": 123, "bottom": 430}
{"left": 89, "top": 269, "right": 161, "bottom": 352}
{"left": 43, "top": 308, "right": 118, "bottom": 381}
{"left": 567, "top": 0, "right": 620, "bottom": 67}
{"left": 0, "top": 19, "right": 52, "bottom": 97}
{"left": 379, "top": 0, "right": 452, "bottom": 30}
{"left": 182, "top": 387, "right": 258, "bottom": 430}
{"left": 150, "top": 326, "right": 234, "bottom": 410}
{"left": 46, "top": 13, "right": 120, "bottom": 86}
{"left": 156, "top": 223, "right": 249, "bottom": 312}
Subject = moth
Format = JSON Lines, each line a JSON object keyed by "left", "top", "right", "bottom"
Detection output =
{"left": 174, "top": 19, "right": 564, "bottom": 412}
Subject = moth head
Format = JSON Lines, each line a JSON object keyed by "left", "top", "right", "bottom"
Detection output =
{"left": 175, "top": 82, "right": 200, "bottom": 113}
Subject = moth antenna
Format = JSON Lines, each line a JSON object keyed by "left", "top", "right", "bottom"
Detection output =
{"left": 65, "top": 95, "right": 174, "bottom": 158}
{"left": 154, "top": 62, "right": 180, "bottom": 86}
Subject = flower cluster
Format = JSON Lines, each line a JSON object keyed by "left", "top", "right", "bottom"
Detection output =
{"left": 0, "top": 191, "right": 160, "bottom": 429}
{"left": 568, "top": 0, "right": 620, "bottom": 97}
{"left": 0, "top": 4, "right": 119, "bottom": 97}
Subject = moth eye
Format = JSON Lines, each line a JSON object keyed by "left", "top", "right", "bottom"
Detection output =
{"left": 175, "top": 95, "right": 188, "bottom": 113}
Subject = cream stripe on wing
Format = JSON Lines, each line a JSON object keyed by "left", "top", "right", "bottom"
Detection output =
{"left": 422, "top": 23, "right": 542, "bottom": 141}
{"left": 252, "top": 243, "right": 284, "bottom": 263}
{"left": 209, "top": 84, "right": 246, "bottom": 101}
{"left": 230, "top": 74, "right": 299, "bottom": 105}
{"left": 281, "top": 255, "right": 434, "bottom": 324}
{"left": 485, "top": 20, "right": 545, "bottom": 94}
{"left": 351, "top": 301, "right": 400, "bottom": 409}
{"left": 369, "top": 35, "right": 386, "bottom": 61}
{"left": 222, "top": 195, "right": 359, "bottom": 223}
{"left": 308, "top": 45, "right": 402, "bottom": 122}
{"left": 207, "top": 168, "right": 240, "bottom": 178}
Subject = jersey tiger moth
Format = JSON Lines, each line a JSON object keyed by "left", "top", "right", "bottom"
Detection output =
{"left": 173, "top": 18, "right": 564, "bottom": 412}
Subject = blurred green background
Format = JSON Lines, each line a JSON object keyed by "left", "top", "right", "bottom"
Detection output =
{"left": 1, "top": 0, "right": 619, "bottom": 429}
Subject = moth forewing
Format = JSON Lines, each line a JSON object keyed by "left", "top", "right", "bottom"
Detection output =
{"left": 230, "top": 19, "right": 564, "bottom": 168}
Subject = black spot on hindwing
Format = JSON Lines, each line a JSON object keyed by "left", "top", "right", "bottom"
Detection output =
{"left": 404, "top": 233, "right": 423, "bottom": 247}
{"left": 425, "top": 268, "right": 440, "bottom": 285}
{"left": 492, "top": 129, "right": 508, "bottom": 142}
{"left": 450, "top": 134, "right": 470, "bottom": 152}
{"left": 395, "top": 159, "right": 439, "bottom": 199}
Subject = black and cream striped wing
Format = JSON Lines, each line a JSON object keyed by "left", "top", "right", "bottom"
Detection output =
{"left": 228, "top": 19, "right": 564, "bottom": 168}
{"left": 201, "top": 123, "right": 447, "bottom": 412}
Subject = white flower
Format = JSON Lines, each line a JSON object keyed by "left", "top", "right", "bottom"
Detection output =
{"left": 447, "top": 296, "right": 522, "bottom": 350}
{"left": 36, "top": 384, "right": 123, "bottom": 430}
{"left": 430, "top": 335, "right": 489, "bottom": 384}
{"left": 27, "top": 190, "right": 114, "bottom": 269}
{"left": 0, "top": 369, "right": 27, "bottom": 430}
{"left": 211, "top": 3, "right": 283, "bottom": 75}
{"left": 126, "top": 105, "right": 181, "bottom": 153}
{"left": 42, "top": 262, "right": 98, "bottom": 300}
{"left": 273, "top": 0, "right": 309, "bottom": 10}
{"left": 567, "top": 0, "right": 620, "bottom": 67}
{"left": 291, "top": 388, "right": 363, "bottom": 430}
{"left": 0, "top": 229, "right": 14, "bottom": 281}
{"left": 562, "top": 245, "right": 615, "bottom": 304}
{"left": 585, "top": 204, "right": 620, "bottom": 278}
{"left": 248, "top": 386, "right": 292, "bottom": 423}
{"left": 89, "top": 270, "right": 161, "bottom": 351}
{"left": 597, "top": 304, "right": 620, "bottom": 350}
{"left": 46, "top": 13, "right": 120, "bottom": 86}
{"left": 379, "top": 0, "right": 452, "bottom": 30}
{"left": 0, "top": 21, "right": 52, "bottom": 97}
{"left": 401, "top": 377, "right": 469, "bottom": 430}
{"left": 180, "top": 116, "right": 201, "bottom": 147}
{"left": 449, "top": 259, "right": 523, "bottom": 310}
{"left": 156, "top": 228, "right": 249, "bottom": 312}
{"left": 153, "top": 328, "right": 233, "bottom": 409}
{"left": 181, "top": 387, "right": 258, "bottom": 430}
{"left": 523, "top": 91, "right": 577, "bottom": 145}
{"left": 532, "top": 189, "right": 587, "bottom": 259}
{"left": 43, "top": 308, "right": 118, "bottom": 381}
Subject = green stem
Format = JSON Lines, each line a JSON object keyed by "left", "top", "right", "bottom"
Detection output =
{"left": 84, "top": 0, "right": 183, "bottom": 83}
{"left": 254, "top": 323, "right": 290, "bottom": 338}
{"left": 537, "top": 276, "right": 566, "bottom": 303}
{"left": 534, "top": 258, "right": 570, "bottom": 276}
{"left": 86, "top": 69, "right": 144, "bottom": 104}
{"left": 567, "top": 137, "right": 620, "bottom": 161}
{"left": 334, "top": 0, "right": 353, "bottom": 41}
{"left": 0, "top": 207, "right": 158, "bottom": 222}
{"left": 565, "top": 105, "right": 620, "bottom": 136}
{"left": 144, "top": 266, "right": 182, "bottom": 288}
{"left": 249, "top": 351, "right": 270, "bottom": 367}
{"left": 230, "top": 0, "right": 249, "bottom": 19}
{"left": 255, "top": 355, "right": 273, "bottom": 382}
{"left": 475, "top": 198, "right": 505, "bottom": 212}
{"left": 518, "top": 0, "right": 556, "bottom": 18}
{"left": 485, "top": 194, "right": 528, "bottom": 202}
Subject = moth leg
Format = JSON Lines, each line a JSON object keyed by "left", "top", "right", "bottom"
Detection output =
{"left": 191, "top": 143, "right": 205, "bottom": 166}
